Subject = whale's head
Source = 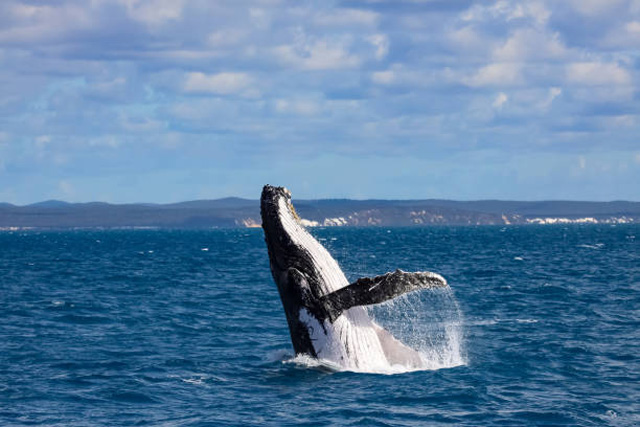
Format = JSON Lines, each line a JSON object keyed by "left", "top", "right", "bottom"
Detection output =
{"left": 260, "top": 184, "right": 294, "bottom": 240}
{"left": 261, "top": 184, "right": 324, "bottom": 292}
{"left": 260, "top": 185, "right": 300, "bottom": 276}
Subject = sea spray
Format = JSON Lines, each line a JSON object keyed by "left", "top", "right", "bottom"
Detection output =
{"left": 367, "top": 286, "right": 466, "bottom": 370}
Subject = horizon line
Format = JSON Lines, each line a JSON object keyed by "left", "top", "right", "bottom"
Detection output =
{"left": 3, "top": 197, "right": 640, "bottom": 208}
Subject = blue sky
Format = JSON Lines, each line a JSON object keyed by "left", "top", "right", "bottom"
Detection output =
{"left": 1, "top": 0, "right": 639, "bottom": 204}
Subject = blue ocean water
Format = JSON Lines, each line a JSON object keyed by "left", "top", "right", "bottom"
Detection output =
{"left": 1, "top": 225, "right": 639, "bottom": 426}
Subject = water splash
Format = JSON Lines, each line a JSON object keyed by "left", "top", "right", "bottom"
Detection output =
{"left": 366, "top": 286, "right": 466, "bottom": 371}
{"left": 281, "top": 286, "right": 466, "bottom": 375}
{"left": 284, "top": 354, "right": 343, "bottom": 373}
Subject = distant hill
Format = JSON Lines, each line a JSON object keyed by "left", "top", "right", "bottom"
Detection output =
{"left": 0, "top": 198, "right": 638, "bottom": 229}
{"left": 26, "top": 200, "right": 71, "bottom": 208}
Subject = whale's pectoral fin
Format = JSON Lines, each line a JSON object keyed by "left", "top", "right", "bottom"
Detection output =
{"left": 320, "top": 269, "right": 447, "bottom": 322}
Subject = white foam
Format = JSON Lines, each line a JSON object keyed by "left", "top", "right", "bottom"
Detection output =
{"left": 468, "top": 319, "right": 499, "bottom": 326}
{"left": 285, "top": 349, "right": 463, "bottom": 375}
{"left": 182, "top": 377, "right": 207, "bottom": 386}
{"left": 516, "top": 318, "right": 538, "bottom": 324}
{"left": 469, "top": 318, "right": 537, "bottom": 325}
{"left": 578, "top": 243, "right": 604, "bottom": 250}
{"left": 284, "top": 354, "right": 343, "bottom": 372}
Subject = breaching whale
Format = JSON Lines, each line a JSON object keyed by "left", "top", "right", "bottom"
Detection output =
{"left": 261, "top": 185, "right": 449, "bottom": 371}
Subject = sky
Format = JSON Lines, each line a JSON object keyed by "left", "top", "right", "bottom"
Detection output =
{"left": 0, "top": 0, "right": 639, "bottom": 204}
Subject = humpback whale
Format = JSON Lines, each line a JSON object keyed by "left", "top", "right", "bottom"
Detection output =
{"left": 261, "top": 185, "right": 449, "bottom": 371}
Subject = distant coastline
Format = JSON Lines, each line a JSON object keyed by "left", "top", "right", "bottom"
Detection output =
{"left": 1, "top": 198, "right": 639, "bottom": 229}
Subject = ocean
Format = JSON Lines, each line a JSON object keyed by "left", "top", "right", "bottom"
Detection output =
{"left": 1, "top": 225, "right": 639, "bottom": 426}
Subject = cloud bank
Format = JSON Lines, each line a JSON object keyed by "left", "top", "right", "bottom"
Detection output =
{"left": 0, "top": 0, "right": 638, "bottom": 203}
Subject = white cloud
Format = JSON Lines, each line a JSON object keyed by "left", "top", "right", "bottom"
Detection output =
{"left": 578, "top": 155, "right": 586, "bottom": 170}
{"left": 569, "top": 0, "right": 627, "bottom": 16}
{"left": 462, "top": 1, "right": 550, "bottom": 26}
{"left": 249, "top": 8, "right": 271, "bottom": 29}
{"left": 541, "top": 87, "right": 562, "bottom": 109}
{"left": 488, "top": 87, "right": 563, "bottom": 116}
{"left": 523, "top": 2, "right": 551, "bottom": 26}
{"left": 448, "top": 26, "right": 494, "bottom": 54}
{"left": 571, "top": 86, "right": 635, "bottom": 104}
{"left": 87, "top": 77, "right": 129, "bottom": 99}
{"left": 368, "top": 34, "right": 389, "bottom": 60}
{"left": 207, "top": 29, "right": 247, "bottom": 47}
{"left": 0, "top": 3, "right": 92, "bottom": 44}
{"left": 465, "top": 63, "right": 522, "bottom": 87}
{"left": 566, "top": 62, "right": 632, "bottom": 86}
{"left": 274, "top": 98, "right": 321, "bottom": 116}
{"left": 183, "top": 72, "right": 253, "bottom": 95}
{"left": 493, "top": 28, "right": 566, "bottom": 61}
{"left": 274, "top": 39, "right": 360, "bottom": 70}
{"left": 371, "top": 70, "right": 396, "bottom": 85}
{"left": 57, "top": 179, "right": 75, "bottom": 197}
{"left": 624, "top": 20, "right": 640, "bottom": 35}
{"left": 169, "top": 99, "right": 232, "bottom": 121}
{"left": 603, "top": 21, "right": 640, "bottom": 49}
{"left": 492, "top": 92, "right": 508, "bottom": 109}
{"left": 370, "top": 65, "right": 443, "bottom": 87}
{"left": 35, "top": 135, "right": 51, "bottom": 148}
{"left": 119, "top": 0, "right": 185, "bottom": 26}
{"left": 10, "top": 3, "right": 42, "bottom": 19}
{"left": 608, "top": 115, "right": 636, "bottom": 128}
{"left": 314, "top": 8, "right": 379, "bottom": 27}
{"left": 88, "top": 136, "right": 121, "bottom": 148}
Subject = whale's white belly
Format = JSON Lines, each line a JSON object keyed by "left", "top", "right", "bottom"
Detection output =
{"left": 299, "top": 306, "right": 390, "bottom": 371}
